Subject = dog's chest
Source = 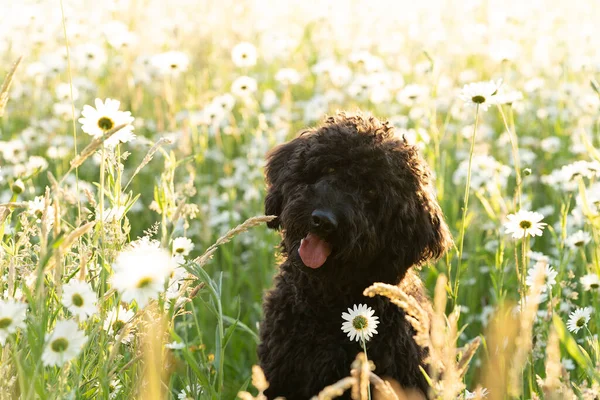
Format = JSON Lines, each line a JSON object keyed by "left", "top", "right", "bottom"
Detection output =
{"left": 259, "top": 271, "right": 428, "bottom": 398}
{"left": 265, "top": 284, "right": 408, "bottom": 366}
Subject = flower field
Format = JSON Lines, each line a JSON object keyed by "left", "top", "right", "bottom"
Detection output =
{"left": 1, "top": 0, "right": 600, "bottom": 398}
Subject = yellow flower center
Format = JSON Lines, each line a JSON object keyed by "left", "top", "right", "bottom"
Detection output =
{"left": 137, "top": 277, "right": 154, "bottom": 289}
{"left": 472, "top": 95, "right": 485, "bottom": 104}
{"left": 112, "top": 320, "right": 125, "bottom": 332}
{"left": 576, "top": 317, "right": 586, "bottom": 327}
{"left": 72, "top": 293, "right": 84, "bottom": 307}
{"left": 51, "top": 337, "right": 69, "bottom": 352}
{"left": 0, "top": 317, "right": 13, "bottom": 329}
{"left": 98, "top": 117, "right": 114, "bottom": 131}
{"left": 352, "top": 315, "right": 368, "bottom": 330}
{"left": 519, "top": 220, "right": 532, "bottom": 229}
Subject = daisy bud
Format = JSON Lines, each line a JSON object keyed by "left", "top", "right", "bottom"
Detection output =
{"left": 11, "top": 179, "right": 24, "bottom": 194}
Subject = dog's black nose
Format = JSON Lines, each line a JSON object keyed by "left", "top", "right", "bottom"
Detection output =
{"left": 311, "top": 209, "right": 338, "bottom": 233}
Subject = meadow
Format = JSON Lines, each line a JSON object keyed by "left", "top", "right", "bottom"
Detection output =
{"left": 1, "top": 0, "right": 600, "bottom": 398}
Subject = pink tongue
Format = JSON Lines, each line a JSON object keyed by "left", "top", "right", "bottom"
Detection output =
{"left": 299, "top": 233, "right": 332, "bottom": 269}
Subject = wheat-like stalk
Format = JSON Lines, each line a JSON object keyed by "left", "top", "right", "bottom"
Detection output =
{"left": 124, "top": 137, "right": 173, "bottom": 190}
{"left": 351, "top": 352, "right": 373, "bottom": 400}
{"left": 45, "top": 221, "right": 95, "bottom": 271}
{"left": 536, "top": 327, "right": 576, "bottom": 400}
{"left": 239, "top": 353, "right": 402, "bottom": 400}
{"left": 238, "top": 364, "right": 284, "bottom": 400}
{"left": 507, "top": 263, "right": 545, "bottom": 397}
{"left": 480, "top": 306, "right": 518, "bottom": 400}
{"left": 251, "top": 365, "right": 270, "bottom": 394}
{"left": 0, "top": 56, "right": 22, "bottom": 116}
{"left": 311, "top": 377, "right": 356, "bottom": 400}
{"left": 64, "top": 123, "right": 128, "bottom": 173}
{"left": 193, "top": 215, "right": 276, "bottom": 267}
{"left": 364, "top": 276, "right": 478, "bottom": 399}
{"left": 363, "top": 282, "right": 431, "bottom": 361}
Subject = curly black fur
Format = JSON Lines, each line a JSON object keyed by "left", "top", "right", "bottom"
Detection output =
{"left": 258, "top": 112, "right": 453, "bottom": 399}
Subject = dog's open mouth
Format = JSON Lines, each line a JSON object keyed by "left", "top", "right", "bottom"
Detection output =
{"left": 298, "top": 233, "right": 332, "bottom": 269}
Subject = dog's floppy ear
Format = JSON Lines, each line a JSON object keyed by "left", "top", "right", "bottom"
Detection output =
{"left": 388, "top": 144, "right": 453, "bottom": 275}
{"left": 264, "top": 137, "right": 305, "bottom": 229}
{"left": 409, "top": 186, "right": 453, "bottom": 266}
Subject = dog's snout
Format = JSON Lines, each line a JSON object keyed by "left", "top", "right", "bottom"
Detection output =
{"left": 311, "top": 209, "right": 338, "bottom": 233}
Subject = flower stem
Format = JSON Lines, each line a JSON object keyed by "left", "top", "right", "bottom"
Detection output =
{"left": 453, "top": 104, "right": 480, "bottom": 306}
{"left": 361, "top": 337, "right": 372, "bottom": 400}
{"left": 99, "top": 145, "right": 106, "bottom": 297}
{"left": 59, "top": 0, "right": 81, "bottom": 222}
{"left": 496, "top": 104, "right": 522, "bottom": 208}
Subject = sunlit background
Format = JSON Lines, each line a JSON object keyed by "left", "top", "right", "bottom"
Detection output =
{"left": 1, "top": 0, "right": 600, "bottom": 398}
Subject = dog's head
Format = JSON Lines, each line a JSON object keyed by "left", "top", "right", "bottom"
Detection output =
{"left": 264, "top": 111, "right": 452, "bottom": 285}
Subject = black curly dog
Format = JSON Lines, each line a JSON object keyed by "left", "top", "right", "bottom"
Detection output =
{"left": 258, "top": 112, "right": 452, "bottom": 399}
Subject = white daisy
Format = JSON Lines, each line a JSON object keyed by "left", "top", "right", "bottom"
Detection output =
{"left": 528, "top": 251, "right": 552, "bottom": 264}
{"left": 61, "top": 280, "right": 98, "bottom": 320}
{"left": 166, "top": 341, "right": 186, "bottom": 350}
{"left": 465, "top": 387, "right": 489, "bottom": 399}
{"left": 55, "top": 83, "right": 79, "bottom": 102}
{"left": 504, "top": 210, "right": 546, "bottom": 239}
{"left": 27, "top": 196, "right": 55, "bottom": 226}
{"left": 150, "top": 51, "right": 190, "bottom": 77}
{"left": 1, "top": 139, "right": 27, "bottom": 163}
{"left": 103, "top": 22, "right": 137, "bottom": 50}
{"left": 212, "top": 94, "right": 236, "bottom": 112}
{"left": 275, "top": 68, "right": 301, "bottom": 85}
{"left": 566, "top": 230, "right": 592, "bottom": 249}
{"left": 341, "top": 304, "right": 379, "bottom": 343}
{"left": 166, "top": 256, "right": 188, "bottom": 305}
{"left": 78, "top": 98, "right": 135, "bottom": 147}
{"left": 103, "top": 305, "right": 135, "bottom": 343}
{"left": 231, "top": 76, "right": 257, "bottom": 98}
{"left": 0, "top": 299, "right": 28, "bottom": 345}
{"left": 177, "top": 384, "right": 203, "bottom": 399}
{"left": 581, "top": 274, "right": 600, "bottom": 292}
{"left": 459, "top": 80, "right": 502, "bottom": 111}
{"left": 525, "top": 261, "right": 557, "bottom": 292}
{"left": 74, "top": 43, "right": 107, "bottom": 71}
{"left": 53, "top": 102, "right": 76, "bottom": 120}
{"left": 231, "top": 42, "right": 257, "bottom": 68}
{"left": 111, "top": 242, "right": 175, "bottom": 308}
{"left": 172, "top": 237, "right": 194, "bottom": 256}
{"left": 42, "top": 320, "right": 87, "bottom": 367}
{"left": 99, "top": 206, "right": 126, "bottom": 223}
{"left": 566, "top": 307, "right": 593, "bottom": 334}
{"left": 109, "top": 378, "right": 123, "bottom": 399}
{"left": 27, "top": 196, "right": 45, "bottom": 219}
{"left": 493, "top": 89, "right": 523, "bottom": 106}
{"left": 514, "top": 290, "right": 549, "bottom": 314}
{"left": 200, "top": 103, "right": 227, "bottom": 127}
{"left": 396, "top": 84, "right": 429, "bottom": 107}
{"left": 561, "top": 358, "right": 575, "bottom": 371}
